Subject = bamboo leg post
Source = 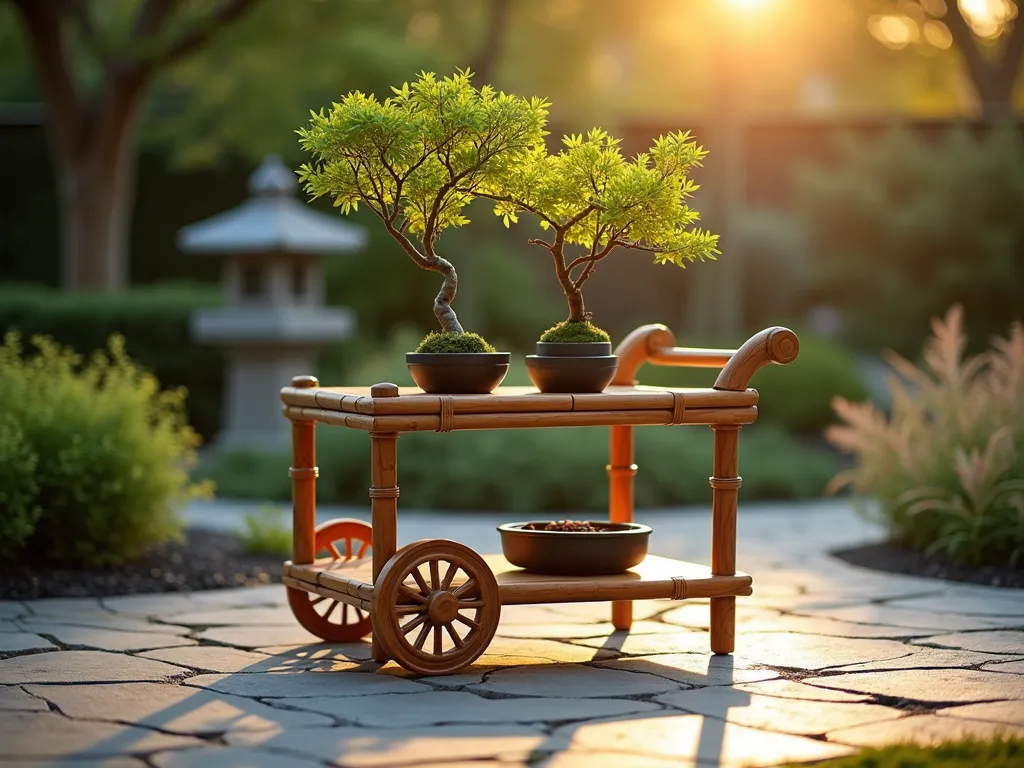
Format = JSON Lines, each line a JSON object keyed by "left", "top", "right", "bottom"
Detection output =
{"left": 608, "top": 425, "right": 636, "bottom": 631}
{"left": 709, "top": 425, "right": 740, "bottom": 654}
{"left": 368, "top": 382, "right": 401, "bottom": 663}
{"left": 289, "top": 376, "right": 319, "bottom": 566}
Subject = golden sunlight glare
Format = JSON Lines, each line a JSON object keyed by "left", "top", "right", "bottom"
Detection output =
{"left": 724, "top": 0, "right": 769, "bottom": 8}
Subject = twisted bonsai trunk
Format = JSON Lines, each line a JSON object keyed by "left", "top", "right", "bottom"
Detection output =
{"left": 424, "top": 256, "right": 464, "bottom": 334}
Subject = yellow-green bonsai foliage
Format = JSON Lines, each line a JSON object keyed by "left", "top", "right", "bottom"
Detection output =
{"left": 827, "top": 305, "right": 1024, "bottom": 566}
{"left": 298, "top": 70, "right": 548, "bottom": 351}
{"left": 480, "top": 128, "right": 720, "bottom": 338}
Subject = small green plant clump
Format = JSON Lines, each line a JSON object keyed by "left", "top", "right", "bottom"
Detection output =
{"left": 828, "top": 305, "right": 1024, "bottom": 567}
{"left": 0, "top": 331, "right": 211, "bottom": 567}
{"left": 781, "top": 734, "right": 1024, "bottom": 768}
{"left": 416, "top": 331, "right": 496, "bottom": 354}
{"left": 241, "top": 507, "right": 292, "bottom": 557}
{"left": 539, "top": 321, "right": 611, "bottom": 344}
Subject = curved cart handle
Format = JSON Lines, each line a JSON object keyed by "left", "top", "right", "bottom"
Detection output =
{"left": 612, "top": 324, "right": 800, "bottom": 392}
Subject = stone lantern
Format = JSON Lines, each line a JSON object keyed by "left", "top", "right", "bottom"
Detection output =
{"left": 179, "top": 154, "right": 366, "bottom": 449}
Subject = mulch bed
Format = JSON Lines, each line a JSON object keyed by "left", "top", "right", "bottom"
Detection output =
{"left": 833, "top": 541, "right": 1024, "bottom": 589}
{"left": 0, "top": 529, "right": 285, "bottom": 601}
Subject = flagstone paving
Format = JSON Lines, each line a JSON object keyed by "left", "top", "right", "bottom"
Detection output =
{"left": 1, "top": 501, "right": 1022, "bottom": 767}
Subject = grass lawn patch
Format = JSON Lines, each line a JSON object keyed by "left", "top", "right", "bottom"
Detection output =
{"left": 784, "top": 735, "right": 1024, "bottom": 768}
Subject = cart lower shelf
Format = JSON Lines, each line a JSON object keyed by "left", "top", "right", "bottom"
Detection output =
{"left": 283, "top": 553, "right": 752, "bottom": 608}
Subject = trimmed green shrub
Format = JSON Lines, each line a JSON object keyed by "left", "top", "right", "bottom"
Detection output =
{"left": 0, "top": 332, "right": 211, "bottom": 567}
{"left": 796, "top": 124, "right": 1024, "bottom": 357}
{"left": 0, "top": 412, "right": 41, "bottom": 558}
{"left": 638, "top": 332, "right": 869, "bottom": 434}
{"left": 241, "top": 507, "right": 292, "bottom": 557}
{"left": 828, "top": 306, "right": 1024, "bottom": 567}
{"left": 416, "top": 331, "right": 496, "bottom": 353}
{"left": 0, "top": 282, "right": 224, "bottom": 442}
{"left": 197, "top": 421, "right": 839, "bottom": 512}
{"left": 540, "top": 321, "right": 611, "bottom": 343}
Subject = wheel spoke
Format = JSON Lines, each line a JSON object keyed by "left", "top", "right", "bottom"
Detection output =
{"left": 357, "top": 540, "right": 370, "bottom": 559}
{"left": 327, "top": 542, "right": 343, "bottom": 560}
{"left": 452, "top": 578, "right": 477, "bottom": 598}
{"left": 429, "top": 559, "right": 440, "bottom": 591}
{"left": 433, "top": 625, "right": 442, "bottom": 655}
{"left": 444, "top": 622, "right": 464, "bottom": 648}
{"left": 310, "top": 595, "right": 328, "bottom": 607}
{"left": 413, "top": 622, "right": 431, "bottom": 650}
{"left": 410, "top": 567, "right": 430, "bottom": 595}
{"left": 441, "top": 562, "right": 458, "bottom": 591}
{"left": 458, "top": 599, "right": 484, "bottom": 609}
{"left": 395, "top": 604, "right": 425, "bottom": 616}
{"left": 398, "top": 585, "right": 427, "bottom": 604}
{"left": 322, "top": 600, "right": 338, "bottom": 621}
{"left": 344, "top": 538, "right": 352, "bottom": 560}
{"left": 342, "top": 603, "right": 349, "bottom": 625}
{"left": 402, "top": 613, "right": 429, "bottom": 634}
{"left": 454, "top": 613, "right": 480, "bottom": 631}
{"left": 355, "top": 607, "right": 365, "bottom": 621}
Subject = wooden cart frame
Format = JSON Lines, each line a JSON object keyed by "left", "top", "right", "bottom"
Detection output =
{"left": 280, "top": 323, "right": 799, "bottom": 675}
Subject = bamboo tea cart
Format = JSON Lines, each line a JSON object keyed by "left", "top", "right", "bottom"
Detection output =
{"left": 280, "top": 324, "right": 799, "bottom": 675}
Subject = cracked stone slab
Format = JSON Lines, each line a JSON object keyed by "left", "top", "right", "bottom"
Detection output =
{"left": 162, "top": 607, "right": 297, "bottom": 628}
{"left": 594, "top": 654, "right": 777, "bottom": 688}
{"left": 738, "top": 615, "right": 937, "bottom": 639}
{"left": 0, "top": 711, "right": 202, "bottom": 759}
{"left": 257, "top": 642, "right": 374, "bottom": 663}
{"left": 540, "top": 751, "right": 697, "bottom": 768}
{"left": 380, "top": 655, "right": 557, "bottom": 688}
{"left": 17, "top": 623, "right": 196, "bottom": 652}
{"left": 196, "top": 625, "right": 323, "bottom": 649}
{"left": 731, "top": 633, "right": 911, "bottom": 671}
{"left": 226, "top": 724, "right": 546, "bottom": 767}
{"left": 735, "top": 679, "right": 873, "bottom": 702}
{"left": 184, "top": 671, "right": 425, "bottom": 698}
{"left": 541, "top": 600, "right": 672, "bottom": 622}
{"left": 188, "top": 585, "right": 287, "bottom": 608}
{"left": 272, "top": 691, "right": 662, "bottom": 727}
{"left": 103, "top": 594, "right": 199, "bottom": 617}
{"left": 831, "top": 647, "right": 1020, "bottom": 672}
{"left": 913, "top": 630, "right": 1024, "bottom": 656}
{"left": 140, "top": 646, "right": 281, "bottom": 674}
{"left": 888, "top": 592, "right": 1024, "bottom": 618}
{"left": 821, "top": 604, "right": 1013, "bottom": 631}
{"left": 20, "top": 615, "right": 192, "bottom": 635}
{"left": 659, "top": 603, "right": 782, "bottom": 631}
{"left": 0, "top": 602, "right": 28, "bottom": 622}
{"left": 938, "top": 700, "right": 1024, "bottom": 726}
{"left": 22, "top": 597, "right": 104, "bottom": 617}
{"left": 804, "top": 669, "right": 1024, "bottom": 703}
{"left": 2, "top": 758, "right": 146, "bottom": 767}
{"left": 472, "top": 663, "right": 680, "bottom": 698}
{"left": 0, "top": 650, "right": 187, "bottom": 684}
{"left": 27, "top": 683, "right": 334, "bottom": 734}
{"left": 655, "top": 685, "right": 901, "bottom": 736}
{"left": 985, "top": 660, "right": 1024, "bottom": 674}
{"left": 0, "top": 686, "right": 48, "bottom": 711}
{"left": 573, "top": 630, "right": 711, "bottom": 657}
{"left": 544, "top": 712, "right": 854, "bottom": 766}
{"left": 479, "top": 637, "right": 615, "bottom": 663}
{"left": 495, "top": 620, "right": 675, "bottom": 640}
{"left": 828, "top": 713, "right": 1024, "bottom": 747}
{"left": 0, "top": 633, "right": 57, "bottom": 654}
{"left": 152, "top": 746, "right": 328, "bottom": 768}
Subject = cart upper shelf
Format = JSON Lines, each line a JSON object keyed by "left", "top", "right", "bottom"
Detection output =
{"left": 280, "top": 384, "right": 761, "bottom": 433}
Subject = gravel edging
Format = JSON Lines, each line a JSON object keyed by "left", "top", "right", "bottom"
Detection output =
{"left": 0, "top": 529, "right": 285, "bottom": 600}
{"left": 832, "top": 541, "right": 1023, "bottom": 589}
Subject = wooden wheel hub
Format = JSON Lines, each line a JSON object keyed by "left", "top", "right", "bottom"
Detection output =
{"left": 426, "top": 590, "right": 459, "bottom": 624}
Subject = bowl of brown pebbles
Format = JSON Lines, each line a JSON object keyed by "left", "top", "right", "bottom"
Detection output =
{"left": 497, "top": 520, "right": 652, "bottom": 575}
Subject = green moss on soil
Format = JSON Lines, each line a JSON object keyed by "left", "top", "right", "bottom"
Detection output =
{"left": 539, "top": 320, "right": 611, "bottom": 344}
{"left": 416, "top": 331, "right": 496, "bottom": 353}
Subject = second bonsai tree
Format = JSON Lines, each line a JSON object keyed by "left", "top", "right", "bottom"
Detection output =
{"left": 481, "top": 128, "right": 720, "bottom": 392}
{"left": 298, "top": 70, "right": 547, "bottom": 393}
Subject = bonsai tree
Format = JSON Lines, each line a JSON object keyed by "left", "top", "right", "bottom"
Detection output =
{"left": 297, "top": 70, "right": 548, "bottom": 352}
{"left": 480, "top": 128, "right": 720, "bottom": 342}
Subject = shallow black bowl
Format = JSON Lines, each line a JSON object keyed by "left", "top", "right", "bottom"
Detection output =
{"left": 498, "top": 520, "right": 652, "bottom": 575}
{"left": 524, "top": 355, "right": 619, "bottom": 393}
{"left": 406, "top": 352, "right": 510, "bottom": 394}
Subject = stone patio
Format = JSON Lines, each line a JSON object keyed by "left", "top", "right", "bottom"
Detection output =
{"left": 2, "top": 501, "right": 1022, "bottom": 767}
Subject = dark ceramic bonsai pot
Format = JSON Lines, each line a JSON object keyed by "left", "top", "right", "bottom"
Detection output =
{"left": 406, "top": 352, "right": 510, "bottom": 394}
{"left": 526, "top": 341, "right": 618, "bottom": 393}
{"left": 498, "top": 521, "right": 652, "bottom": 575}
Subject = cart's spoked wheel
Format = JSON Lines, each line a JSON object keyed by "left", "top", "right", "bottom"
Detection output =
{"left": 373, "top": 540, "right": 500, "bottom": 675}
{"left": 287, "top": 518, "right": 373, "bottom": 643}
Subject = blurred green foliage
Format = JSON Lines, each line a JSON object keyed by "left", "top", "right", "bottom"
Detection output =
{"left": 780, "top": 735, "right": 1024, "bottom": 768}
{"left": 796, "top": 124, "right": 1024, "bottom": 356}
{"left": 198, "top": 421, "right": 839, "bottom": 512}
{"left": 0, "top": 283, "right": 224, "bottom": 443}
{"left": 241, "top": 506, "right": 292, "bottom": 557}
{"left": 0, "top": 332, "right": 209, "bottom": 567}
